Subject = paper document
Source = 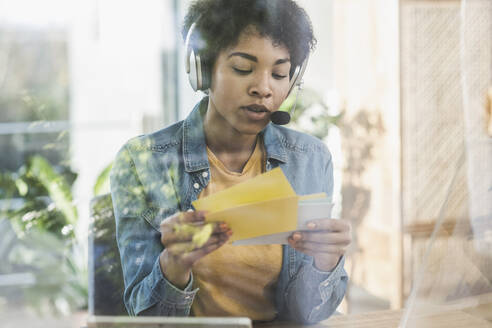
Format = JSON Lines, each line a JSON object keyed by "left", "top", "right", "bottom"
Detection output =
{"left": 232, "top": 199, "right": 334, "bottom": 245}
{"left": 192, "top": 168, "right": 334, "bottom": 244}
{"left": 192, "top": 168, "right": 296, "bottom": 212}
{"left": 205, "top": 195, "right": 299, "bottom": 241}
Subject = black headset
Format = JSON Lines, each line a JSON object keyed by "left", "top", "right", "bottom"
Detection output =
{"left": 184, "top": 19, "right": 308, "bottom": 124}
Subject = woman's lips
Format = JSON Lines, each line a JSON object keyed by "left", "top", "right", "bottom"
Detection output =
{"left": 241, "top": 105, "right": 270, "bottom": 121}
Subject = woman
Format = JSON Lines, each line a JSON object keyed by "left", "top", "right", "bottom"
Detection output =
{"left": 110, "top": 0, "right": 351, "bottom": 324}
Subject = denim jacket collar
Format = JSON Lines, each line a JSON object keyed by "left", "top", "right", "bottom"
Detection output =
{"left": 182, "top": 97, "right": 288, "bottom": 173}
{"left": 262, "top": 123, "right": 288, "bottom": 164}
{"left": 182, "top": 98, "right": 209, "bottom": 173}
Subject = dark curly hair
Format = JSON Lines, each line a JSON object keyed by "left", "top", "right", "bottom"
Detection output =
{"left": 182, "top": 0, "right": 316, "bottom": 78}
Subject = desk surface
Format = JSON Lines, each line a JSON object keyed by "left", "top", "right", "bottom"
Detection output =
{"left": 258, "top": 293, "right": 492, "bottom": 327}
{"left": 257, "top": 304, "right": 492, "bottom": 328}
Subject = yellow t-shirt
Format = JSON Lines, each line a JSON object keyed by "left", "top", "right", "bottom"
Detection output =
{"left": 191, "top": 139, "right": 283, "bottom": 320}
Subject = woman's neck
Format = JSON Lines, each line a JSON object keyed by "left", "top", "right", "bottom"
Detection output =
{"left": 203, "top": 105, "right": 259, "bottom": 173}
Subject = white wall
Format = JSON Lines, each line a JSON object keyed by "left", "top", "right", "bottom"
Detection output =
{"left": 297, "top": 0, "right": 334, "bottom": 95}
{"left": 68, "top": 0, "right": 167, "bottom": 240}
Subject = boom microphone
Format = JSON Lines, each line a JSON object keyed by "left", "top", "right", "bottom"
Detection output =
{"left": 270, "top": 111, "right": 291, "bottom": 125}
{"left": 270, "top": 84, "right": 302, "bottom": 125}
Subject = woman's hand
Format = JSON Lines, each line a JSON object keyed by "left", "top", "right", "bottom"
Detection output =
{"left": 159, "top": 211, "right": 232, "bottom": 288}
{"left": 288, "top": 219, "right": 351, "bottom": 272}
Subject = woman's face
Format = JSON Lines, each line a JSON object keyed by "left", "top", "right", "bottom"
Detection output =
{"left": 207, "top": 27, "right": 292, "bottom": 136}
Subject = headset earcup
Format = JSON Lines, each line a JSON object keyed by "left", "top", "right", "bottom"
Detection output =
{"left": 188, "top": 49, "right": 210, "bottom": 91}
{"left": 188, "top": 49, "right": 199, "bottom": 91}
{"left": 200, "top": 62, "right": 212, "bottom": 91}
{"left": 200, "top": 60, "right": 211, "bottom": 90}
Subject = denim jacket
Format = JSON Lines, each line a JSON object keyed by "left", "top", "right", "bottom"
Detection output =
{"left": 110, "top": 97, "right": 348, "bottom": 324}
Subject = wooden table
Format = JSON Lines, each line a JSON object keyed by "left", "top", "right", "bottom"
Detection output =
{"left": 257, "top": 299, "right": 492, "bottom": 328}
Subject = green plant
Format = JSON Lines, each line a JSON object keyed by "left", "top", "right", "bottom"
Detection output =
{"left": 280, "top": 87, "right": 343, "bottom": 139}
{"left": 4, "top": 156, "right": 77, "bottom": 238}
{"left": 93, "top": 162, "right": 113, "bottom": 197}
{"left": 0, "top": 155, "right": 87, "bottom": 315}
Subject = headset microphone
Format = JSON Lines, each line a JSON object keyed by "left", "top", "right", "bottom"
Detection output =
{"left": 270, "top": 111, "right": 291, "bottom": 125}
{"left": 270, "top": 81, "right": 302, "bottom": 125}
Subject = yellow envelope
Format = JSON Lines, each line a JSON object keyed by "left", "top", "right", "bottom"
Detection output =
{"left": 191, "top": 168, "right": 330, "bottom": 242}
{"left": 192, "top": 168, "right": 299, "bottom": 241}
{"left": 205, "top": 196, "right": 299, "bottom": 241}
{"left": 192, "top": 167, "right": 296, "bottom": 212}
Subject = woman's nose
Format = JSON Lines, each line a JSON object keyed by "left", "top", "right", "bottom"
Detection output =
{"left": 248, "top": 72, "right": 272, "bottom": 98}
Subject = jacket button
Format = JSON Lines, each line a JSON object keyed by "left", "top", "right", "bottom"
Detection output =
{"left": 202, "top": 171, "right": 208, "bottom": 178}
{"left": 193, "top": 183, "right": 200, "bottom": 189}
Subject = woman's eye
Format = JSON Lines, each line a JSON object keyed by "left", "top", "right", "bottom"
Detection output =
{"left": 233, "top": 67, "right": 252, "bottom": 75}
{"left": 273, "top": 73, "right": 288, "bottom": 80}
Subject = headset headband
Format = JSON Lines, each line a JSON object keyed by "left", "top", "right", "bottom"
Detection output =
{"left": 184, "top": 18, "right": 308, "bottom": 93}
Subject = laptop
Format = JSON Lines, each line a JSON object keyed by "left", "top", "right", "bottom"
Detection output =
{"left": 86, "top": 315, "right": 252, "bottom": 328}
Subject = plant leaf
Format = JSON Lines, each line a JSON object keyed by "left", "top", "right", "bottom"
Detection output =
{"left": 93, "top": 162, "right": 113, "bottom": 196}
{"left": 27, "top": 156, "right": 77, "bottom": 225}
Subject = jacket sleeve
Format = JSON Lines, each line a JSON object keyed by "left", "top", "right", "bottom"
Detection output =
{"left": 282, "top": 254, "right": 348, "bottom": 323}
{"left": 279, "top": 146, "right": 348, "bottom": 323}
{"left": 110, "top": 143, "right": 198, "bottom": 316}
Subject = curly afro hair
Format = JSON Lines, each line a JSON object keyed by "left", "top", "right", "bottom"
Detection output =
{"left": 182, "top": 0, "right": 316, "bottom": 78}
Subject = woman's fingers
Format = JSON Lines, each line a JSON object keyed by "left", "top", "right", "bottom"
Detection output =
{"left": 161, "top": 219, "right": 229, "bottom": 236}
{"left": 159, "top": 210, "right": 233, "bottom": 267}
{"left": 304, "top": 218, "right": 351, "bottom": 232}
{"left": 161, "top": 211, "right": 207, "bottom": 227}
{"left": 173, "top": 233, "right": 231, "bottom": 267}
{"left": 166, "top": 233, "right": 222, "bottom": 254}
{"left": 162, "top": 229, "right": 225, "bottom": 245}
{"left": 160, "top": 211, "right": 230, "bottom": 245}
{"left": 159, "top": 211, "right": 207, "bottom": 237}
{"left": 161, "top": 224, "right": 232, "bottom": 247}
{"left": 288, "top": 221, "right": 351, "bottom": 259}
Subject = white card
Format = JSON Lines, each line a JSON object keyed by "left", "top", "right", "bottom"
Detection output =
{"left": 232, "top": 201, "right": 334, "bottom": 245}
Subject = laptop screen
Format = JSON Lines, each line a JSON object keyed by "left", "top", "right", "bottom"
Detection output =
{"left": 86, "top": 315, "right": 252, "bottom": 328}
